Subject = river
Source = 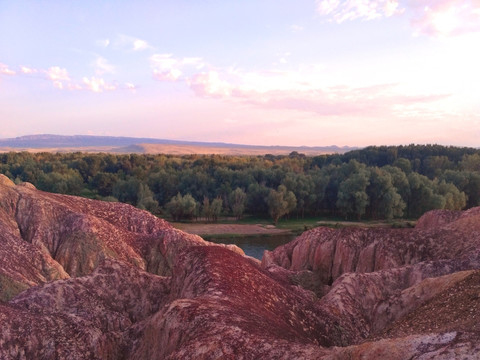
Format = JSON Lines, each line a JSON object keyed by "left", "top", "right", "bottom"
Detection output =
{"left": 206, "top": 233, "right": 297, "bottom": 260}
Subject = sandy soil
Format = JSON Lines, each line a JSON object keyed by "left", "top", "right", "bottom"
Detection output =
{"left": 172, "top": 223, "right": 290, "bottom": 235}
{"left": 0, "top": 144, "right": 349, "bottom": 156}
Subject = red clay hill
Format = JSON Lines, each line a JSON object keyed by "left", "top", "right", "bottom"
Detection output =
{"left": 1, "top": 173, "right": 480, "bottom": 359}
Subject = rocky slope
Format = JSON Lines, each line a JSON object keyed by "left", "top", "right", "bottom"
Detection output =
{"left": 1, "top": 174, "right": 480, "bottom": 359}
{"left": 0, "top": 174, "right": 241, "bottom": 301}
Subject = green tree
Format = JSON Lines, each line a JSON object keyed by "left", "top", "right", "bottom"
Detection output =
{"left": 229, "top": 187, "right": 247, "bottom": 220}
{"left": 166, "top": 193, "right": 198, "bottom": 221}
{"left": 112, "top": 178, "right": 141, "bottom": 205}
{"left": 201, "top": 197, "right": 212, "bottom": 221}
{"left": 147, "top": 169, "right": 178, "bottom": 206}
{"left": 392, "top": 158, "right": 412, "bottom": 174}
{"left": 336, "top": 169, "right": 370, "bottom": 220}
{"left": 210, "top": 197, "right": 223, "bottom": 222}
{"left": 201, "top": 196, "right": 222, "bottom": 222}
{"left": 37, "top": 169, "right": 84, "bottom": 195}
{"left": 246, "top": 183, "right": 269, "bottom": 215}
{"left": 407, "top": 173, "right": 445, "bottom": 217}
{"left": 383, "top": 165, "right": 410, "bottom": 203}
{"left": 112, "top": 177, "right": 158, "bottom": 212}
{"left": 366, "top": 167, "right": 405, "bottom": 220}
{"left": 266, "top": 185, "right": 297, "bottom": 225}
{"left": 91, "top": 172, "right": 117, "bottom": 197}
{"left": 436, "top": 181, "right": 466, "bottom": 210}
{"left": 423, "top": 156, "right": 453, "bottom": 179}
{"left": 136, "top": 183, "right": 159, "bottom": 213}
{"left": 460, "top": 153, "right": 480, "bottom": 172}
{"left": 307, "top": 168, "right": 328, "bottom": 215}
{"left": 282, "top": 172, "right": 315, "bottom": 218}
{"left": 465, "top": 172, "right": 480, "bottom": 207}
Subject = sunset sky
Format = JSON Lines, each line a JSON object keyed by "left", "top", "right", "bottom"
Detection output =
{"left": 1, "top": 0, "right": 479, "bottom": 147}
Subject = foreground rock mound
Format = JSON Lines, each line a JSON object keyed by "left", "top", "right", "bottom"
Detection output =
{"left": 0, "top": 175, "right": 241, "bottom": 301}
{"left": 1, "top": 175, "right": 480, "bottom": 359}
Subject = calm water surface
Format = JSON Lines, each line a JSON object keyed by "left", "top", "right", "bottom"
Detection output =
{"left": 207, "top": 233, "right": 296, "bottom": 260}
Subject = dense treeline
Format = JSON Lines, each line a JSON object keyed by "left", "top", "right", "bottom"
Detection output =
{"left": 1, "top": 144, "right": 479, "bottom": 222}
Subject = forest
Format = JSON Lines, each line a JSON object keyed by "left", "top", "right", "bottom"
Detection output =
{"left": 1, "top": 144, "right": 479, "bottom": 223}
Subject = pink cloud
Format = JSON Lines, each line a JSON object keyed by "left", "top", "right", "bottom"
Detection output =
{"left": 153, "top": 68, "right": 183, "bottom": 81}
{"left": 114, "top": 34, "right": 152, "bottom": 52}
{"left": 124, "top": 82, "right": 136, "bottom": 91}
{"left": 150, "top": 54, "right": 205, "bottom": 82}
{"left": 150, "top": 54, "right": 183, "bottom": 81}
{"left": 2, "top": 61, "right": 128, "bottom": 93}
{"left": 96, "top": 38, "right": 110, "bottom": 48}
{"left": 45, "top": 66, "right": 70, "bottom": 89}
{"left": 43, "top": 66, "right": 118, "bottom": 92}
{"left": 0, "top": 63, "right": 16, "bottom": 76}
{"left": 317, "top": 0, "right": 480, "bottom": 37}
{"left": 93, "top": 56, "right": 115, "bottom": 75}
{"left": 46, "top": 66, "right": 70, "bottom": 81}
{"left": 316, "top": 0, "right": 403, "bottom": 23}
{"left": 241, "top": 87, "right": 450, "bottom": 118}
{"left": 133, "top": 39, "right": 149, "bottom": 51}
{"left": 43, "top": 66, "right": 117, "bottom": 92}
{"left": 409, "top": 0, "right": 480, "bottom": 37}
{"left": 20, "top": 66, "right": 37, "bottom": 74}
{"left": 290, "top": 24, "right": 305, "bottom": 33}
{"left": 184, "top": 67, "right": 450, "bottom": 120}
{"left": 82, "top": 77, "right": 116, "bottom": 93}
{"left": 189, "top": 71, "right": 232, "bottom": 97}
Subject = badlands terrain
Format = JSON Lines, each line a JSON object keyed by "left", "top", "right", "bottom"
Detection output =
{"left": 1, "top": 173, "right": 480, "bottom": 359}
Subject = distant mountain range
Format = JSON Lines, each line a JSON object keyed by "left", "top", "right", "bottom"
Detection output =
{"left": 0, "top": 134, "right": 358, "bottom": 155}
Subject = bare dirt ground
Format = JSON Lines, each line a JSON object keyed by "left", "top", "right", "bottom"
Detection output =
{"left": 0, "top": 144, "right": 350, "bottom": 156}
{"left": 172, "top": 223, "right": 290, "bottom": 235}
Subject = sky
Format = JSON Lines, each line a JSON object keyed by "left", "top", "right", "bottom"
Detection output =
{"left": 1, "top": 0, "right": 479, "bottom": 147}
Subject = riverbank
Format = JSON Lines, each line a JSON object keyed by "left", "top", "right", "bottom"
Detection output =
{"left": 172, "top": 223, "right": 290, "bottom": 236}
{"left": 172, "top": 218, "right": 416, "bottom": 238}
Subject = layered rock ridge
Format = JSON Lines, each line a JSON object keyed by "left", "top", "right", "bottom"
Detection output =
{"left": 262, "top": 206, "right": 480, "bottom": 356}
{"left": 0, "top": 174, "right": 241, "bottom": 300}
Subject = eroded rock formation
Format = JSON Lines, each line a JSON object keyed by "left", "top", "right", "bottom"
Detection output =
{"left": 1, "top": 174, "right": 480, "bottom": 359}
{"left": 0, "top": 174, "right": 241, "bottom": 301}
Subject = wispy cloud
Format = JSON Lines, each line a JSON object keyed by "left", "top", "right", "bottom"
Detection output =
{"left": 124, "top": 82, "right": 136, "bottom": 91}
{"left": 187, "top": 67, "right": 450, "bottom": 119}
{"left": 96, "top": 38, "right": 110, "bottom": 48}
{"left": 132, "top": 39, "right": 149, "bottom": 51}
{"left": 97, "top": 34, "right": 152, "bottom": 51}
{"left": 150, "top": 54, "right": 450, "bottom": 121}
{"left": 82, "top": 77, "right": 116, "bottom": 92}
{"left": 114, "top": 34, "right": 153, "bottom": 51}
{"left": 20, "top": 66, "right": 37, "bottom": 74}
{"left": 290, "top": 24, "right": 305, "bottom": 32}
{"left": 150, "top": 54, "right": 183, "bottom": 81}
{"left": 1, "top": 61, "right": 126, "bottom": 93}
{"left": 0, "top": 63, "right": 16, "bottom": 75}
{"left": 46, "top": 66, "right": 70, "bottom": 89}
{"left": 316, "top": 0, "right": 403, "bottom": 23}
{"left": 409, "top": 0, "right": 480, "bottom": 37}
{"left": 150, "top": 54, "right": 204, "bottom": 81}
{"left": 93, "top": 56, "right": 115, "bottom": 75}
{"left": 316, "top": 0, "right": 480, "bottom": 37}
{"left": 44, "top": 69, "right": 118, "bottom": 92}
{"left": 189, "top": 71, "right": 232, "bottom": 97}
{"left": 276, "top": 52, "right": 291, "bottom": 65}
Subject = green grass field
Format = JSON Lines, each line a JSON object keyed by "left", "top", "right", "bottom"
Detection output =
{"left": 230, "top": 215, "right": 416, "bottom": 234}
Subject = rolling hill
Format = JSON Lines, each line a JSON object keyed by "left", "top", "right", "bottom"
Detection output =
{"left": 0, "top": 134, "right": 357, "bottom": 155}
